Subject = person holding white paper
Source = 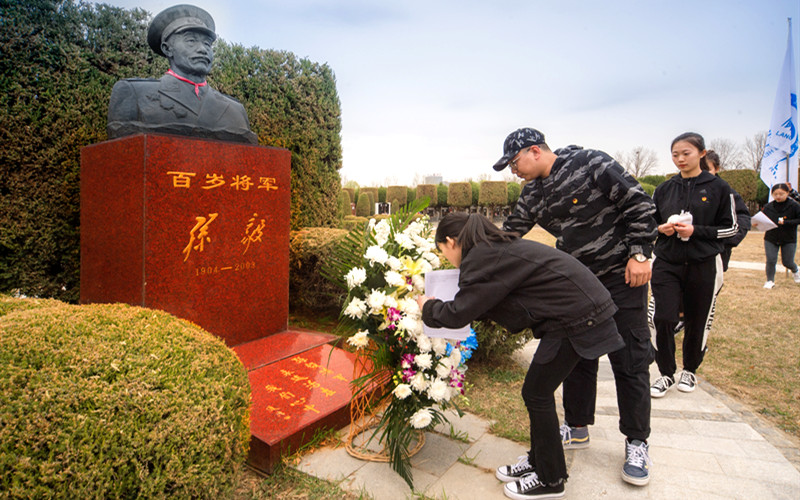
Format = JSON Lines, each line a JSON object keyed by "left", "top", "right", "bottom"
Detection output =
{"left": 761, "top": 183, "right": 800, "bottom": 289}
{"left": 417, "top": 212, "right": 624, "bottom": 500}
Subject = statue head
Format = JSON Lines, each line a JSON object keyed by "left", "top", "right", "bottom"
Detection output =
{"left": 147, "top": 5, "right": 217, "bottom": 79}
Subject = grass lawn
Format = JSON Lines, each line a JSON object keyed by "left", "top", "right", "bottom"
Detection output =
{"left": 234, "top": 228, "right": 799, "bottom": 498}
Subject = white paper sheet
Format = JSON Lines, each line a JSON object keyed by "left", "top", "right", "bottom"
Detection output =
{"left": 751, "top": 211, "right": 777, "bottom": 232}
{"left": 423, "top": 269, "right": 471, "bottom": 340}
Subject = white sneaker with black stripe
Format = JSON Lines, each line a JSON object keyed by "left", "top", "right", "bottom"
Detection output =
{"left": 677, "top": 371, "right": 697, "bottom": 393}
{"left": 650, "top": 375, "right": 674, "bottom": 398}
{"left": 496, "top": 455, "right": 536, "bottom": 482}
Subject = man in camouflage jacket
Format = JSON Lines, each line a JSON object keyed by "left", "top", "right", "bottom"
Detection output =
{"left": 494, "top": 127, "right": 658, "bottom": 486}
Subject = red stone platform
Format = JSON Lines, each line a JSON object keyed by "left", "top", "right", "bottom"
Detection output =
{"left": 233, "top": 331, "right": 358, "bottom": 473}
{"left": 80, "top": 134, "right": 291, "bottom": 346}
{"left": 80, "top": 134, "right": 357, "bottom": 474}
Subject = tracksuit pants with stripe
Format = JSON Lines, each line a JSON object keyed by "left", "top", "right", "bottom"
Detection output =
{"left": 649, "top": 255, "right": 724, "bottom": 377}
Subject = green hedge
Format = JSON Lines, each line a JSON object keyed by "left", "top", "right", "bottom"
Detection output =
{"left": 637, "top": 174, "right": 667, "bottom": 187}
{"left": 361, "top": 187, "right": 379, "bottom": 209}
{"left": 289, "top": 228, "right": 348, "bottom": 313}
{"left": 0, "top": 1, "right": 343, "bottom": 302}
{"left": 0, "top": 299, "right": 250, "bottom": 499}
{"left": 448, "top": 182, "right": 472, "bottom": 208}
{"left": 337, "top": 190, "right": 351, "bottom": 219}
{"left": 386, "top": 186, "right": 408, "bottom": 208}
{"left": 507, "top": 181, "right": 522, "bottom": 206}
{"left": 470, "top": 319, "right": 536, "bottom": 363}
{"left": 416, "top": 184, "right": 437, "bottom": 206}
{"left": 355, "top": 193, "right": 371, "bottom": 217}
{"left": 341, "top": 187, "right": 355, "bottom": 204}
{"left": 437, "top": 183, "right": 448, "bottom": 206}
{"left": 719, "top": 169, "right": 758, "bottom": 205}
{"left": 479, "top": 181, "right": 508, "bottom": 207}
{"left": 640, "top": 182, "right": 656, "bottom": 197}
{"left": 341, "top": 215, "right": 370, "bottom": 231}
{"left": 470, "top": 181, "right": 480, "bottom": 206}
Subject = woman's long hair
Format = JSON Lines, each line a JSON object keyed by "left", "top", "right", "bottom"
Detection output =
{"left": 434, "top": 212, "right": 518, "bottom": 255}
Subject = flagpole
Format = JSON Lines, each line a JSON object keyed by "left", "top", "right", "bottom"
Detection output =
{"left": 789, "top": 17, "right": 793, "bottom": 185}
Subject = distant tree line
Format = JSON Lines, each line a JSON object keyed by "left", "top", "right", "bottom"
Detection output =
{"left": 339, "top": 180, "right": 524, "bottom": 219}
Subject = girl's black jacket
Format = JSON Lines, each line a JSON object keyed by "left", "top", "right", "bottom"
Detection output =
{"left": 421, "top": 238, "right": 624, "bottom": 363}
{"left": 652, "top": 171, "right": 738, "bottom": 264}
{"left": 762, "top": 198, "right": 800, "bottom": 245}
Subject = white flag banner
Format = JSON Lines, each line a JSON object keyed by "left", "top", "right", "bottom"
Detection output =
{"left": 760, "top": 22, "right": 798, "bottom": 194}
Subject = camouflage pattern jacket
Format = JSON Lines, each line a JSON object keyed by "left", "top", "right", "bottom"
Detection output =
{"left": 503, "top": 145, "right": 657, "bottom": 280}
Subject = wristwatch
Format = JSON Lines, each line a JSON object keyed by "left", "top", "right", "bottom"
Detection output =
{"left": 629, "top": 245, "right": 648, "bottom": 263}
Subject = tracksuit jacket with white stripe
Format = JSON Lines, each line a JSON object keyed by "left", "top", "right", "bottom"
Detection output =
{"left": 651, "top": 171, "right": 738, "bottom": 263}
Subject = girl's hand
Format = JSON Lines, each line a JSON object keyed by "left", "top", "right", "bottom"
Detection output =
{"left": 416, "top": 295, "right": 433, "bottom": 310}
{"left": 673, "top": 222, "right": 694, "bottom": 239}
{"left": 658, "top": 223, "right": 676, "bottom": 236}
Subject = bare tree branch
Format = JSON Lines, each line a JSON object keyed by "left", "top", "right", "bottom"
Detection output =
{"left": 707, "top": 138, "right": 742, "bottom": 169}
{"left": 615, "top": 147, "right": 659, "bottom": 177}
{"left": 742, "top": 131, "right": 767, "bottom": 172}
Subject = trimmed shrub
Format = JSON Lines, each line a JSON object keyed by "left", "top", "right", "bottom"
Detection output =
{"left": 507, "top": 181, "right": 522, "bottom": 206}
{"left": 470, "top": 319, "right": 536, "bottom": 363}
{"left": 756, "top": 179, "right": 770, "bottom": 206}
{"left": 637, "top": 174, "right": 667, "bottom": 187}
{"left": 361, "top": 187, "right": 379, "bottom": 207}
{"left": 386, "top": 186, "right": 408, "bottom": 208}
{"left": 0, "top": 301, "right": 251, "bottom": 499}
{"left": 355, "top": 193, "right": 371, "bottom": 217}
{"left": 337, "top": 190, "right": 351, "bottom": 219}
{"left": 378, "top": 186, "right": 387, "bottom": 203}
{"left": 479, "top": 181, "right": 508, "bottom": 207}
{"left": 341, "top": 215, "right": 370, "bottom": 231}
{"left": 406, "top": 187, "right": 417, "bottom": 206}
{"left": 0, "top": 294, "right": 64, "bottom": 317}
{"left": 416, "top": 184, "right": 437, "bottom": 206}
{"left": 640, "top": 182, "right": 656, "bottom": 197}
{"left": 436, "top": 183, "right": 448, "bottom": 207}
{"left": 448, "top": 182, "right": 472, "bottom": 208}
{"left": 289, "top": 228, "right": 349, "bottom": 313}
{"left": 341, "top": 187, "right": 355, "bottom": 204}
{"left": 470, "top": 181, "right": 480, "bottom": 206}
{"left": 719, "top": 169, "right": 758, "bottom": 205}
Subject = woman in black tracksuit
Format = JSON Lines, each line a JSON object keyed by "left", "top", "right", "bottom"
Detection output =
{"left": 417, "top": 212, "right": 624, "bottom": 500}
{"left": 761, "top": 183, "right": 800, "bottom": 289}
{"left": 649, "top": 132, "right": 738, "bottom": 398}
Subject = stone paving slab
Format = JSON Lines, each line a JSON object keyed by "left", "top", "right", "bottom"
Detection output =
{"left": 295, "top": 350, "right": 800, "bottom": 499}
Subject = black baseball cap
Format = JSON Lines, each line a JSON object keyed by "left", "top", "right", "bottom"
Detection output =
{"left": 492, "top": 128, "right": 546, "bottom": 171}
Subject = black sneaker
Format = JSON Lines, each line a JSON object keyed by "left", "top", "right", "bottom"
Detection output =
{"left": 650, "top": 375, "right": 674, "bottom": 398}
{"left": 677, "top": 371, "right": 697, "bottom": 393}
{"left": 496, "top": 455, "right": 536, "bottom": 482}
{"left": 621, "top": 439, "right": 652, "bottom": 486}
{"left": 504, "top": 473, "right": 565, "bottom": 499}
{"left": 672, "top": 320, "right": 684, "bottom": 335}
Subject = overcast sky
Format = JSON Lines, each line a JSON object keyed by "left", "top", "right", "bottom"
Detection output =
{"left": 104, "top": 0, "right": 800, "bottom": 186}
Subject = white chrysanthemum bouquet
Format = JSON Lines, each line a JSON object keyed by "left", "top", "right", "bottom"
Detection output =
{"left": 323, "top": 201, "right": 475, "bottom": 488}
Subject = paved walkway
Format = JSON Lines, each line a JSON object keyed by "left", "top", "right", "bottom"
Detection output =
{"left": 296, "top": 341, "right": 800, "bottom": 499}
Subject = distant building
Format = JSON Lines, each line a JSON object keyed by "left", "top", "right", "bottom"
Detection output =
{"left": 424, "top": 174, "right": 443, "bottom": 185}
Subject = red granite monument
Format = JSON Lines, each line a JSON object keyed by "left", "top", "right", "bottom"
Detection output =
{"left": 81, "top": 133, "right": 355, "bottom": 472}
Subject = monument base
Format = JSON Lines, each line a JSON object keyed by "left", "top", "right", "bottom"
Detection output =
{"left": 232, "top": 330, "right": 356, "bottom": 473}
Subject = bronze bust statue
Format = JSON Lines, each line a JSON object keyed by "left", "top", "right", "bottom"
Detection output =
{"left": 107, "top": 4, "right": 258, "bottom": 144}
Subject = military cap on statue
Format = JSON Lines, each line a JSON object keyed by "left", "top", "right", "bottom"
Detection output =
{"left": 147, "top": 4, "right": 217, "bottom": 57}
{"left": 107, "top": 3, "right": 257, "bottom": 144}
